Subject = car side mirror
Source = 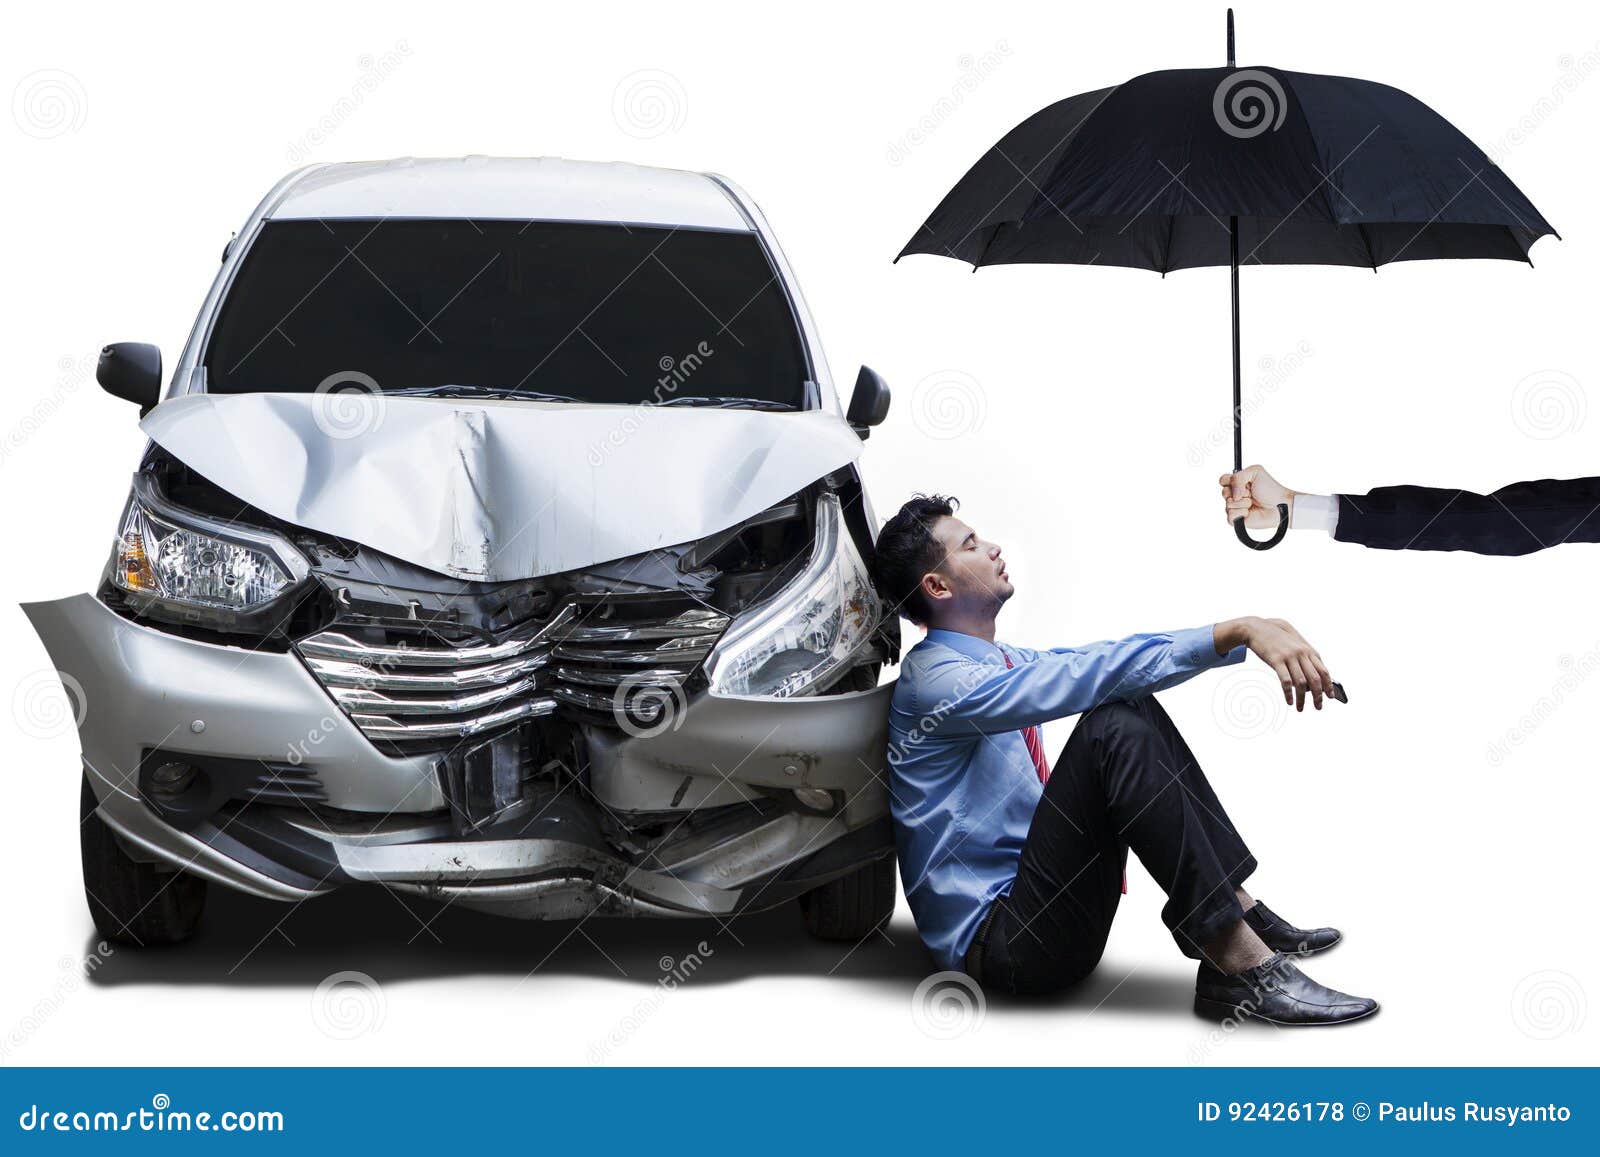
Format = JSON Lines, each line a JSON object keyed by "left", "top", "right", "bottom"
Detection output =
{"left": 846, "top": 366, "right": 891, "bottom": 439}
{"left": 97, "top": 343, "right": 163, "bottom": 413}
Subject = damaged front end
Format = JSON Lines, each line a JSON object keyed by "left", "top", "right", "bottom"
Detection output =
{"left": 27, "top": 432, "right": 899, "bottom": 930}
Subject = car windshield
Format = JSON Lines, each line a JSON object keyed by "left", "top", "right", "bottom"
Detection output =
{"left": 203, "top": 218, "right": 809, "bottom": 407}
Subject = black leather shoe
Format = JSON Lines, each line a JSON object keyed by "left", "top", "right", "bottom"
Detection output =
{"left": 1244, "top": 900, "right": 1342, "bottom": 956}
{"left": 1195, "top": 954, "right": 1378, "bottom": 1026}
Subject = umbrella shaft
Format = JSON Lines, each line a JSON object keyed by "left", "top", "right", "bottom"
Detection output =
{"left": 1230, "top": 215, "right": 1242, "bottom": 472}
{"left": 1229, "top": 11, "right": 1242, "bottom": 472}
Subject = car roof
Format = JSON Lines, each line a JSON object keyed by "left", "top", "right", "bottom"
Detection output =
{"left": 270, "top": 157, "right": 751, "bottom": 231}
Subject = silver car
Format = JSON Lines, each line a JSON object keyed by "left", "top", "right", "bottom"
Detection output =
{"left": 25, "top": 157, "right": 899, "bottom": 948}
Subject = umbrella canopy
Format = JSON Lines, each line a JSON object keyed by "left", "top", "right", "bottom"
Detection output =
{"left": 899, "top": 64, "right": 1556, "bottom": 273}
{"left": 897, "top": 12, "right": 1557, "bottom": 549}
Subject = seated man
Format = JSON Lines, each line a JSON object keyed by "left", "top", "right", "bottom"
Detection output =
{"left": 872, "top": 494, "right": 1378, "bottom": 1026}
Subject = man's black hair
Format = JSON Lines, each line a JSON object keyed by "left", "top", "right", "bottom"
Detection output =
{"left": 871, "top": 494, "right": 959, "bottom": 626}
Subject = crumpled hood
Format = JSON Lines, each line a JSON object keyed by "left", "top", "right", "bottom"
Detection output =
{"left": 141, "top": 393, "right": 862, "bottom": 582}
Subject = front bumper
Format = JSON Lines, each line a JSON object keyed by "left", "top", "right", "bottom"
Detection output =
{"left": 25, "top": 594, "right": 894, "bottom": 916}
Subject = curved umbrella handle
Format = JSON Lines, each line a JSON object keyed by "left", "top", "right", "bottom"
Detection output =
{"left": 1232, "top": 503, "right": 1289, "bottom": 550}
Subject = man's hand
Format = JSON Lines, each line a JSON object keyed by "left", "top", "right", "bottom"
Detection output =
{"left": 1215, "top": 617, "right": 1335, "bottom": 711}
{"left": 1220, "top": 464, "right": 1296, "bottom": 529}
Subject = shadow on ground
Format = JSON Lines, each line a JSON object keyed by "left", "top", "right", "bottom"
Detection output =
{"left": 84, "top": 886, "right": 926, "bottom": 990}
{"left": 81, "top": 885, "right": 1197, "bottom": 1016}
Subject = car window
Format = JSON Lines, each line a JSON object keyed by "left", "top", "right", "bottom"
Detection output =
{"left": 203, "top": 218, "right": 808, "bottom": 406}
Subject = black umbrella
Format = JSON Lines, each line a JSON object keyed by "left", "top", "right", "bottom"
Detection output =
{"left": 898, "top": 9, "right": 1557, "bottom": 549}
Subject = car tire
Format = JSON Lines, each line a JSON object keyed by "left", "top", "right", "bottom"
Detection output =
{"left": 798, "top": 854, "right": 895, "bottom": 941}
{"left": 80, "top": 773, "right": 207, "bottom": 947}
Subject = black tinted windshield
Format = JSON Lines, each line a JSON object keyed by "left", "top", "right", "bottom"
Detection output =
{"left": 204, "top": 219, "right": 809, "bottom": 406}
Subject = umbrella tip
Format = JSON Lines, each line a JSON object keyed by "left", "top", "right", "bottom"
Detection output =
{"left": 1226, "top": 9, "right": 1236, "bottom": 68}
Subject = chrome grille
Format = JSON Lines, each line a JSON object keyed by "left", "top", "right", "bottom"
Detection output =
{"left": 296, "top": 599, "right": 727, "bottom": 745}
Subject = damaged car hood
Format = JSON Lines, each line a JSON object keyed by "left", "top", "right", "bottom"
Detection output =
{"left": 141, "top": 392, "right": 863, "bottom": 582}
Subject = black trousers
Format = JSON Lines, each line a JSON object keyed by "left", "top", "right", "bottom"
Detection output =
{"left": 965, "top": 696, "right": 1258, "bottom": 996}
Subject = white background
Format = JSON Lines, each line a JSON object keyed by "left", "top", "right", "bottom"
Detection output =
{"left": 3, "top": 0, "right": 1596, "bottom": 1067}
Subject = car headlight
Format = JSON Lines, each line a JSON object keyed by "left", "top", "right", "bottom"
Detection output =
{"left": 705, "top": 493, "right": 880, "bottom": 698}
{"left": 112, "top": 472, "right": 308, "bottom": 612}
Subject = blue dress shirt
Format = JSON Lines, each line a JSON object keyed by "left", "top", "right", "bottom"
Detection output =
{"left": 886, "top": 624, "right": 1246, "bottom": 971}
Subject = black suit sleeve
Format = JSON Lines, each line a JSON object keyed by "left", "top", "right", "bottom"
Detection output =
{"left": 1333, "top": 477, "right": 1600, "bottom": 555}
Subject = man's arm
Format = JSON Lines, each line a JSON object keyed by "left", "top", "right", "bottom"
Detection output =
{"left": 1223, "top": 465, "right": 1600, "bottom": 555}
{"left": 922, "top": 618, "right": 1333, "bottom": 738}
{"left": 1334, "top": 477, "right": 1600, "bottom": 554}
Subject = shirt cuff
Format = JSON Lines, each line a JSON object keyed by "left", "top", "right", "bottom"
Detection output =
{"left": 1175, "top": 625, "right": 1247, "bottom": 669}
{"left": 1290, "top": 493, "right": 1339, "bottom": 534}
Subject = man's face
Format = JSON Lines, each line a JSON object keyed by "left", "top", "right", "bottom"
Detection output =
{"left": 922, "top": 514, "right": 1014, "bottom": 620}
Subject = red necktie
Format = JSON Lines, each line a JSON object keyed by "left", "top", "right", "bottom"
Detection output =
{"left": 1004, "top": 652, "right": 1051, "bottom": 784}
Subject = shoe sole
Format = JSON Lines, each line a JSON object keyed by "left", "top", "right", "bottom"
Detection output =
{"left": 1193, "top": 994, "right": 1380, "bottom": 1027}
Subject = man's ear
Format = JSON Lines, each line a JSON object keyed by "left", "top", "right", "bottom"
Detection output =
{"left": 921, "top": 570, "right": 952, "bottom": 606}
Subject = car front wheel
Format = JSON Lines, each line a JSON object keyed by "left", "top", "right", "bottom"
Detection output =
{"left": 798, "top": 854, "right": 896, "bottom": 941}
{"left": 80, "top": 773, "right": 207, "bottom": 946}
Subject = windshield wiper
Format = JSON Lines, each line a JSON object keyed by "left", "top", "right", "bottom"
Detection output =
{"left": 652, "top": 396, "right": 796, "bottom": 411}
{"left": 387, "top": 386, "right": 797, "bottom": 410}
{"left": 387, "top": 385, "right": 585, "bottom": 403}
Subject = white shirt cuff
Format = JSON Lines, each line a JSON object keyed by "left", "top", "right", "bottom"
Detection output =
{"left": 1290, "top": 493, "right": 1339, "bottom": 534}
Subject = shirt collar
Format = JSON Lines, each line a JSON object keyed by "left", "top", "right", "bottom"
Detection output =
{"left": 924, "top": 628, "right": 1008, "bottom": 664}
